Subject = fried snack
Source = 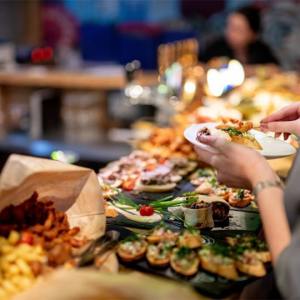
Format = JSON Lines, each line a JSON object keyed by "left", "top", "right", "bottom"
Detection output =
{"left": 0, "top": 231, "right": 47, "bottom": 299}
{"left": 0, "top": 192, "right": 86, "bottom": 267}
{"left": 138, "top": 127, "right": 197, "bottom": 160}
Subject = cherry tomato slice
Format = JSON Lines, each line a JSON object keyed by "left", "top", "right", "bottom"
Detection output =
{"left": 139, "top": 205, "right": 154, "bottom": 216}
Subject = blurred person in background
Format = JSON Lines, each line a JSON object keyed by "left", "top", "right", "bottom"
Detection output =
{"left": 199, "top": 5, "right": 279, "bottom": 66}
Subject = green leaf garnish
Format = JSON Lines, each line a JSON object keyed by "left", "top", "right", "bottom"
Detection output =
{"left": 222, "top": 127, "right": 243, "bottom": 136}
{"left": 237, "top": 189, "right": 245, "bottom": 200}
{"left": 208, "top": 177, "right": 218, "bottom": 187}
{"left": 197, "top": 168, "right": 214, "bottom": 178}
{"left": 175, "top": 247, "right": 192, "bottom": 258}
{"left": 206, "top": 243, "right": 231, "bottom": 257}
{"left": 122, "top": 233, "right": 143, "bottom": 243}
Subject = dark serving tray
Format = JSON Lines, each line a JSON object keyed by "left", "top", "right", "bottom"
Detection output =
{"left": 106, "top": 174, "right": 265, "bottom": 298}
{"left": 108, "top": 224, "right": 262, "bottom": 299}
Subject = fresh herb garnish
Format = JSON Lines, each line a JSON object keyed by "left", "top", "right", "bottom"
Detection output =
{"left": 197, "top": 168, "right": 214, "bottom": 178}
{"left": 208, "top": 177, "right": 218, "bottom": 187}
{"left": 237, "top": 189, "right": 245, "bottom": 200}
{"left": 222, "top": 127, "right": 243, "bottom": 136}
{"left": 175, "top": 247, "right": 192, "bottom": 258}
{"left": 207, "top": 243, "right": 231, "bottom": 257}
{"left": 122, "top": 233, "right": 142, "bottom": 243}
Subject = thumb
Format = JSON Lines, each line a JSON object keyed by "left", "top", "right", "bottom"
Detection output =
{"left": 197, "top": 135, "right": 231, "bottom": 153}
{"left": 265, "top": 120, "right": 299, "bottom": 134}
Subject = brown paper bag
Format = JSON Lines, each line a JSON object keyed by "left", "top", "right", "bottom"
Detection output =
{"left": 0, "top": 154, "right": 105, "bottom": 239}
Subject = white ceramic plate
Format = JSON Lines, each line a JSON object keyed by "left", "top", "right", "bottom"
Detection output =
{"left": 184, "top": 123, "right": 296, "bottom": 159}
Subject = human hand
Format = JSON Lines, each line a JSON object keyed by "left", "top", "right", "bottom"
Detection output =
{"left": 195, "top": 135, "right": 277, "bottom": 190}
{"left": 260, "top": 103, "right": 300, "bottom": 139}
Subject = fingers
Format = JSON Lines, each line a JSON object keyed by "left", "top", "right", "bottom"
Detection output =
{"left": 197, "top": 135, "right": 231, "bottom": 154}
{"left": 264, "top": 120, "right": 298, "bottom": 134}
{"left": 194, "top": 146, "right": 215, "bottom": 166}
{"left": 261, "top": 103, "right": 300, "bottom": 124}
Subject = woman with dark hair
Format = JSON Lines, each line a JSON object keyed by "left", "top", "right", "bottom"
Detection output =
{"left": 200, "top": 5, "right": 279, "bottom": 65}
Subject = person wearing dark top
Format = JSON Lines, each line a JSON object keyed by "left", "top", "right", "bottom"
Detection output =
{"left": 200, "top": 5, "right": 279, "bottom": 65}
{"left": 195, "top": 102, "right": 300, "bottom": 299}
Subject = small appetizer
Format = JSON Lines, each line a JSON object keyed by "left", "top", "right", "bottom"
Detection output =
{"left": 147, "top": 223, "right": 179, "bottom": 244}
{"left": 170, "top": 247, "right": 199, "bottom": 276}
{"left": 146, "top": 242, "right": 172, "bottom": 267}
{"left": 225, "top": 189, "right": 254, "bottom": 208}
{"left": 196, "top": 119, "right": 262, "bottom": 150}
{"left": 183, "top": 201, "right": 214, "bottom": 228}
{"left": 191, "top": 168, "right": 216, "bottom": 182}
{"left": 199, "top": 244, "right": 239, "bottom": 280}
{"left": 117, "top": 235, "right": 147, "bottom": 262}
{"left": 216, "top": 118, "right": 262, "bottom": 150}
{"left": 227, "top": 235, "right": 271, "bottom": 263}
{"left": 177, "top": 228, "right": 202, "bottom": 249}
{"left": 191, "top": 169, "right": 217, "bottom": 195}
{"left": 235, "top": 251, "right": 266, "bottom": 277}
{"left": 195, "top": 180, "right": 214, "bottom": 194}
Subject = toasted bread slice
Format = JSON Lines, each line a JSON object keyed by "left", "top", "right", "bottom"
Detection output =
{"left": 146, "top": 244, "right": 171, "bottom": 267}
{"left": 178, "top": 232, "right": 202, "bottom": 249}
{"left": 170, "top": 251, "right": 199, "bottom": 276}
{"left": 117, "top": 241, "right": 147, "bottom": 262}
{"left": 236, "top": 259, "right": 266, "bottom": 277}
{"left": 200, "top": 255, "right": 238, "bottom": 280}
{"left": 147, "top": 231, "right": 178, "bottom": 244}
{"left": 255, "top": 251, "right": 271, "bottom": 263}
{"left": 147, "top": 252, "right": 170, "bottom": 267}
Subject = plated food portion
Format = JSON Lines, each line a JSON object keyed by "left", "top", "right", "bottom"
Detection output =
{"left": 98, "top": 151, "right": 197, "bottom": 195}
{"left": 117, "top": 225, "right": 271, "bottom": 280}
{"left": 184, "top": 119, "right": 296, "bottom": 158}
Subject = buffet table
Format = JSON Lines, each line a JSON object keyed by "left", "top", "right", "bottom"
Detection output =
{"left": 0, "top": 70, "right": 298, "bottom": 300}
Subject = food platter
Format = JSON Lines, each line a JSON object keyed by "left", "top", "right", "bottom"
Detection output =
{"left": 184, "top": 122, "right": 296, "bottom": 159}
{"left": 110, "top": 224, "right": 269, "bottom": 298}
{"left": 99, "top": 142, "right": 270, "bottom": 298}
